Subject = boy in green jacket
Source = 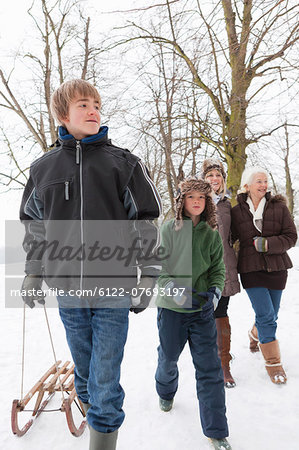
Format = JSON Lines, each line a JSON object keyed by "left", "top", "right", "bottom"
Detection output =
{"left": 155, "top": 177, "right": 232, "bottom": 450}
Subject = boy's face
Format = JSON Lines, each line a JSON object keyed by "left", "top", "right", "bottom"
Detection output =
{"left": 62, "top": 95, "right": 101, "bottom": 140}
{"left": 184, "top": 191, "right": 206, "bottom": 218}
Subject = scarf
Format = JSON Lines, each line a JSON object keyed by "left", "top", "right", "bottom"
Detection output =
{"left": 246, "top": 196, "right": 266, "bottom": 233}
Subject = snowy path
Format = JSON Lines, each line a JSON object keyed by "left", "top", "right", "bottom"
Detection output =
{"left": 1, "top": 248, "right": 299, "bottom": 449}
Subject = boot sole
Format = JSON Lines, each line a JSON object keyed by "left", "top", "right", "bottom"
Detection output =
{"left": 224, "top": 381, "right": 236, "bottom": 388}
{"left": 159, "top": 398, "right": 174, "bottom": 412}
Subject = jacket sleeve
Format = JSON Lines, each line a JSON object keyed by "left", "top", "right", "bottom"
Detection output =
{"left": 20, "top": 173, "right": 46, "bottom": 275}
{"left": 156, "top": 222, "right": 174, "bottom": 288}
{"left": 207, "top": 231, "right": 225, "bottom": 292}
{"left": 230, "top": 206, "right": 240, "bottom": 244}
{"left": 266, "top": 204, "right": 297, "bottom": 254}
{"left": 123, "top": 160, "right": 162, "bottom": 220}
{"left": 123, "top": 160, "right": 162, "bottom": 277}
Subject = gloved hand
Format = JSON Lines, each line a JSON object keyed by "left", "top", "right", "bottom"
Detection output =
{"left": 21, "top": 275, "right": 46, "bottom": 309}
{"left": 130, "top": 276, "right": 156, "bottom": 314}
{"left": 253, "top": 236, "right": 268, "bottom": 252}
{"left": 196, "top": 286, "right": 222, "bottom": 311}
{"left": 165, "top": 281, "right": 203, "bottom": 309}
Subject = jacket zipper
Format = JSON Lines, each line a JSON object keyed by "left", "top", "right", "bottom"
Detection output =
{"left": 261, "top": 200, "right": 271, "bottom": 272}
{"left": 64, "top": 181, "right": 70, "bottom": 200}
{"left": 245, "top": 196, "right": 270, "bottom": 272}
{"left": 76, "top": 140, "right": 84, "bottom": 295}
{"left": 76, "top": 142, "right": 80, "bottom": 165}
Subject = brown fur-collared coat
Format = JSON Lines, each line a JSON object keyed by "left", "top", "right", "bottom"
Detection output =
{"left": 231, "top": 192, "right": 297, "bottom": 274}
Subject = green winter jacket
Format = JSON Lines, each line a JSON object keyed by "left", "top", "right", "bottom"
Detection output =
{"left": 156, "top": 217, "right": 225, "bottom": 313}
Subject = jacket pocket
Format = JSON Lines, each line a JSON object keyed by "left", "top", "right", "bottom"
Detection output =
{"left": 39, "top": 178, "right": 72, "bottom": 201}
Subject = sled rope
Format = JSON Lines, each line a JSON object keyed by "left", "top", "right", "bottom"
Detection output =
{"left": 20, "top": 303, "right": 26, "bottom": 401}
{"left": 13, "top": 306, "right": 87, "bottom": 438}
{"left": 42, "top": 304, "right": 65, "bottom": 402}
{"left": 20, "top": 304, "right": 66, "bottom": 403}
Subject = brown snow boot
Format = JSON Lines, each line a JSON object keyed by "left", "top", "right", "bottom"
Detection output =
{"left": 259, "top": 339, "right": 287, "bottom": 385}
{"left": 248, "top": 324, "right": 259, "bottom": 353}
{"left": 216, "top": 317, "right": 236, "bottom": 388}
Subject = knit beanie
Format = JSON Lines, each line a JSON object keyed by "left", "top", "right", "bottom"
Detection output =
{"left": 174, "top": 177, "right": 217, "bottom": 231}
{"left": 201, "top": 158, "right": 226, "bottom": 180}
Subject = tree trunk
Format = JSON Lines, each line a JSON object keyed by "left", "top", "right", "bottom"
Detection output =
{"left": 226, "top": 149, "right": 246, "bottom": 205}
{"left": 284, "top": 123, "right": 294, "bottom": 216}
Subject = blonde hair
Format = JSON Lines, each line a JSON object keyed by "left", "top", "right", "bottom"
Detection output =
{"left": 204, "top": 169, "right": 226, "bottom": 196}
{"left": 201, "top": 158, "right": 227, "bottom": 197}
{"left": 238, "top": 166, "right": 269, "bottom": 194}
{"left": 50, "top": 79, "right": 102, "bottom": 125}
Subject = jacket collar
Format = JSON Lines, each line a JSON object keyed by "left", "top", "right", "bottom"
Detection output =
{"left": 237, "top": 191, "right": 271, "bottom": 204}
{"left": 58, "top": 126, "right": 109, "bottom": 145}
{"left": 182, "top": 214, "right": 206, "bottom": 229}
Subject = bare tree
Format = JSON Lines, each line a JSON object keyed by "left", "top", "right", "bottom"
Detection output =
{"left": 282, "top": 123, "right": 294, "bottom": 215}
{"left": 124, "top": 37, "right": 214, "bottom": 217}
{"left": 0, "top": 0, "right": 103, "bottom": 188}
{"left": 271, "top": 122, "right": 298, "bottom": 216}
{"left": 109, "top": 0, "right": 299, "bottom": 201}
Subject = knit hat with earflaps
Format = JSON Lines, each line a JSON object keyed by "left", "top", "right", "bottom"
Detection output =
{"left": 201, "top": 158, "right": 226, "bottom": 180}
{"left": 175, "top": 177, "right": 217, "bottom": 231}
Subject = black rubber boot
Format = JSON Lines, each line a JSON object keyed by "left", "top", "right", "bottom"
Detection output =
{"left": 89, "top": 427, "right": 118, "bottom": 450}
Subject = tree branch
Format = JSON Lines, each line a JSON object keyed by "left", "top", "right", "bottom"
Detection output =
{"left": 105, "top": 0, "right": 180, "bottom": 14}
{"left": 108, "top": 24, "right": 228, "bottom": 123}
{"left": 0, "top": 70, "right": 46, "bottom": 149}
{"left": 249, "top": 7, "right": 299, "bottom": 72}
{"left": 248, "top": 123, "right": 287, "bottom": 142}
{"left": 247, "top": 79, "right": 275, "bottom": 103}
{"left": 81, "top": 16, "right": 90, "bottom": 80}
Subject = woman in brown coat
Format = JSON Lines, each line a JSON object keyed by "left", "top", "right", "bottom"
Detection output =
{"left": 231, "top": 166, "right": 297, "bottom": 384}
{"left": 202, "top": 159, "right": 240, "bottom": 388}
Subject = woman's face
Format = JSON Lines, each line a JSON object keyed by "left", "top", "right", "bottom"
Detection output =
{"left": 247, "top": 172, "right": 268, "bottom": 201}
{"left": 205, "top": 169, "right": 223, "bottom": 193}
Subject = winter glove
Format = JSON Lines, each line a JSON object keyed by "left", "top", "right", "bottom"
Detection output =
{"left": 196, "top": 286, "right": 222, "bottom": 311}
{"left": 130, "top": 276, "right": 156, "bottom": 314}
{"left": 253, "top": 236, "right": 268, "bottom": 252}
{"left": 165, "top": 281, "right": 203, "bottom": 309}
{"left": 21, "top": 275, "right": 46, "bottom": 309}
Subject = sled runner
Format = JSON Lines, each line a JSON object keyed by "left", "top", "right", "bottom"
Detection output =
{"left": 11, "top": 360, "right": 87, "bottom": 437}
{"left": 11, "top": 304, "right": 87, "bottom": 438}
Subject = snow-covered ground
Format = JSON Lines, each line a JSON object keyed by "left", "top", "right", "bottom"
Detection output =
{"left": 1, "top": 246, "right": 299, "bottom": 450}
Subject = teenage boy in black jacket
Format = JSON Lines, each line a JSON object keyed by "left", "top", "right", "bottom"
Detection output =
{"left": 20, "top": 79, "right": 161, "bottom": 450}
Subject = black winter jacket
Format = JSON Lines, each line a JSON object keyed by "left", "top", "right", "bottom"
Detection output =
{"left": 20, "top": 127, "right": 162, "bottom": 294}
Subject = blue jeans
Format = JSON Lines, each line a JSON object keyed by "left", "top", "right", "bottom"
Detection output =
{"left": 58, "top": 297, "right": 129, "bottom": 432}
{"left": 245, "top": 288, "right": 282, "bottom": 343}
{"left": 155, "top": 308, "right": 228, "bottom": 439}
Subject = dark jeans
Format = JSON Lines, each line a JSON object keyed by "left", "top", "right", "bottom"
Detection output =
{"left": 214, "top": 296, "right": 230, "bottom": 318}
{"left": 58, "top": 299, "right": 129, "bottom": 433}
{"left": 155, "top": 307, "right": 229, "bottom": 439}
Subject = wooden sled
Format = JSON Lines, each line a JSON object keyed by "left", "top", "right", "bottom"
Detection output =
{"left": 11, "top": 360, "right": 87, "bottom": 437}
